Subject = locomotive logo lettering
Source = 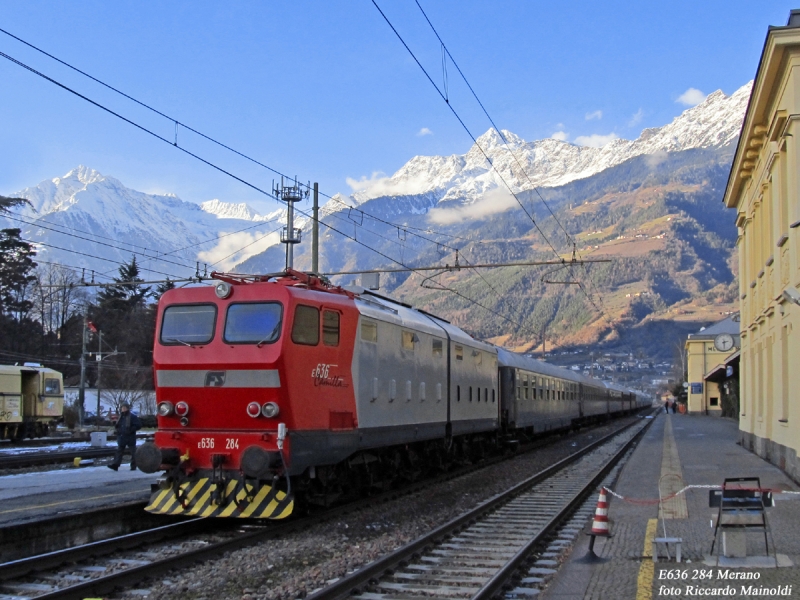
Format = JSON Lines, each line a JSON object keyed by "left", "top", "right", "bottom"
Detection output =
{"left": 312, "top": 363, "right": 348, "bottom": 388}
{"left": 205, "top": 371, "right": 227, "bottom": 387}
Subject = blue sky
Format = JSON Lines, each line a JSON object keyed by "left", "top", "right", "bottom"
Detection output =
{"left": 0, "top": 1, "right": 791, "bottom": 214}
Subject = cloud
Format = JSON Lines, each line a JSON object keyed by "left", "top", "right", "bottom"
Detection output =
{"left": 574, "top": 133, "right": 620, "bottom": 148}
{"left": 551, "top": 131, "right": 569, "bottom": 142}
{"left": 585, "top": 110, "right": 603, "bottom": 121}
{"left": 676, "top": 88, "right": 706, "bottom": 106}
{"left": 428, "top": 187, "right": 517, "bottom": 225}
{"left": 645, "top": 150, "right": 668, "bottom": 168}
{"left": 197, "top": 229, "right": 281, "bottom": 271}
{"left": 628, "top": 108, "right": 644, "bottom": 127}
{"left": 346, "top": 171, "right": 431, "bottom": 199}
{"left": 417, "top": 127, "right": 433, "bottom": 136}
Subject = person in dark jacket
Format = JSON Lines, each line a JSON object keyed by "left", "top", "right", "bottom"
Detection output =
{"left": 108, "top": 401, "right": 142, "bottom": 471}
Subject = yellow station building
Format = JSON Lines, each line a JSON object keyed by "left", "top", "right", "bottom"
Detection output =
{"left": 723, "top": 10, "right": 800, "bottom": 483}
{"left": 684, "top": 315, "right": 740, "bottom": 415}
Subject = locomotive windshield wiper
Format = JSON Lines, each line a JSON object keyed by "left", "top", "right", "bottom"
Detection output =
{"left": 165, "top": 338, "right": 198, "bottom": 348}
{"left": 256, "top": 323, "right": 281, "bottom": 348}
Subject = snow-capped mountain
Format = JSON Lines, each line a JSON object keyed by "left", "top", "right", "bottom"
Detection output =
{"left": 1, "top": 166, "right": 288, "bottom": 278}
{"left": 200, "top": 198, "right": 278, "bottom": 221}
{"left": 2, "top": 81, "right": 750, "bottom": 282}
{"left": 347, "top": 82, "right": 751, "bottom": 208}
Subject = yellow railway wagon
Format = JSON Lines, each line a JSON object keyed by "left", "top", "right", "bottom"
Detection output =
{"left": 0, "top": 365, "right": 64, "bottom": 439}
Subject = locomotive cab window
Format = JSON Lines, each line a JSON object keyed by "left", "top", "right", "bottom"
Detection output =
{"left": 323, "top": 310, "right": 340, "bottom": 346}
{"left": 432, "top": 338, "right": 443, "bottom": 357}
{"left": 224, "top": 302, "right": 283, "bottom": 344}
{"left": 161, "top": 304, "right": 217, "bottom": 345}
{"left": 44, "top": 378, "right": 61, "bottom": 394}
{"left": 455, "top": 345, "right": 463, "bottom": 361}
{"left": 292, "top": 305, "right": 319, "bottom": 346}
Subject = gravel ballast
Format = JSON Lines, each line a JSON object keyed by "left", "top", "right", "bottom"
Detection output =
{"left": 118, "top": 418, "right": 641, "bottom": 600}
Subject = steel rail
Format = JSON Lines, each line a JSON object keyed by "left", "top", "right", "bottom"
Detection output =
{"left": 303, "top": 414, "right": 654, "bottom": 600}
{"left": 471, "top": 416, "right": 653, "bottom": 599}
{"left": 29, "top": 520, "right": 304, "bottom": 600}
{"left": 0, "top": 448, "right": 116, "bottom": 469}
{"left": 0, "top": 518, "right": 212, "bottom": 581}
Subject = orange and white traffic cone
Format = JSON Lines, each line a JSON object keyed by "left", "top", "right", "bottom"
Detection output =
{"left": 590, "top": 487, "right": 611, "bottom": 537}
{"left": 579, "top": 486, "right": 613, "bottom": 562}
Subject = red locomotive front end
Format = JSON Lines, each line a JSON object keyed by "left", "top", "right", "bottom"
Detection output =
{"left": 138, "top": 271, "right": 358, "bottom": 518}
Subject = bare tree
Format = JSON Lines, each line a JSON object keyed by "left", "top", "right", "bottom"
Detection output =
{"left": 671, "top": 340, "right": 687, "bottom": 383}
{"left": 99, "top": 363, "right": 153, "bottom": 416}
{"left": 31, "top": 264, "right": 87, "bottom": 334}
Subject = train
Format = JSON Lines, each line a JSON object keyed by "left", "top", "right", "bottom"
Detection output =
{"left": 0, "top": 364, "right": 65, "bottom": 439}
{"left": 137, "top": 269, "right": 650, "bottom": 519}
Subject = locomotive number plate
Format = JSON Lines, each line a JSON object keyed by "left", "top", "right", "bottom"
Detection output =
{"left": 226, "top": 438, "right": 240, "bottom": 449}
{"left": 198, "top": 437, "right": 215, "bottom": 449}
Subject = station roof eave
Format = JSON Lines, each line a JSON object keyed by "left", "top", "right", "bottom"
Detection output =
{"left": 723, "top": 11, "right": 800, "bottom": 210}
{"left": 704, "top": 350, "right": 741, "bottom": 383}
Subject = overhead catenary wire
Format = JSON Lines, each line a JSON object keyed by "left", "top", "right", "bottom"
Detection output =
{"left": 375, "top": 1, "right": 606, "bottom": 314}
{"left": 4, "top": 214, "right": 198, "bottom": 272}
{"left": 30, "top": 240, "right": 186, "bottom": 280}
{"left": 0, "top": 25, "right": 515, "bottom": 312}
{"left": 0, "top": 38, "right": 590, "bottom": 339}
{"left": 0, "top": 26, "right": 464, "bottom": 256}
{"left": 323, "top": 257, "right": 610, "bottom": 276}
{"left": 369, "top": 0, "right": 561, "bottom": 260}
{"left": 31, "top": 259, "right": 115, "bottom": 282}
{"left": 413, "top": 0, "right": 575, "bottom": 248}
{"left": 0, "top": 51, "right": 418, "bottom": 279}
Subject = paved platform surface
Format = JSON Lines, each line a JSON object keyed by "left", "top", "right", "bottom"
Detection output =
{"left": 543, "top": 413, "right": 800, "bottom": 599}
{"left": 0, "top": 462, "right": 154, "bottom": 527}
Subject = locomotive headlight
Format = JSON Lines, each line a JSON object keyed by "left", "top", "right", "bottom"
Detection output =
{"left": 246, "top": 401, "right": 261, "bottom": 418}
{"left": 261, "top": 402, "right": 280, "bottom": 418}
{"left": 175, "top": 401, "right": 189, "bottom": 417}
{"left": 214, "top": 281, "right": 232, "bottom": 299}
{"left": 157, "top": 401, "right": 174, "bottom": 417}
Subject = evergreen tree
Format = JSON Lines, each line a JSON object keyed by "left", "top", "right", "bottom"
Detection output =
{"left": 96, "top": 256, "right": 151, "bottom": 312}
{"left": 91, "top": 256, "right": 155, "bottom": 388}
{"left": 154, "top": 277, "right": 175, "bottom": 300}
{"left": 0, "top": 228, "right": 37, "bottom": 319}
{"left": 0, "top": 195, "right": 29, "bottom": 214}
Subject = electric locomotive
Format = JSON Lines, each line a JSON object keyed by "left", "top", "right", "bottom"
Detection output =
{"left": 138, "top": 270, "right": 646, "bottom": 519}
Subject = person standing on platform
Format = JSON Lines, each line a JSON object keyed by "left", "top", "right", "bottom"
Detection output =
{"left": 108, "top": 401, "right": 141, "bottom": 471}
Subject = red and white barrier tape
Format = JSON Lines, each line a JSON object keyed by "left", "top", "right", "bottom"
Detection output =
{"left": 602, "top": 485, "right": 800, "bottom": 505}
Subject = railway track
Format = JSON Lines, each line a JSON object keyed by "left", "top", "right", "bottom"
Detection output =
{"left": 0, "top": 413, "right": 650, "bottom": 599}
{"left": 304, "top": 413, "right": 654, "bottom": 600}
{"left": 0, "top": 448, "right": 116, "bottom": 469}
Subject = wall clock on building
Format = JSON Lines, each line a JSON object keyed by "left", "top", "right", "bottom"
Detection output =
{"left": 714, "top": 333, "right": 735, "bottom": 352}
